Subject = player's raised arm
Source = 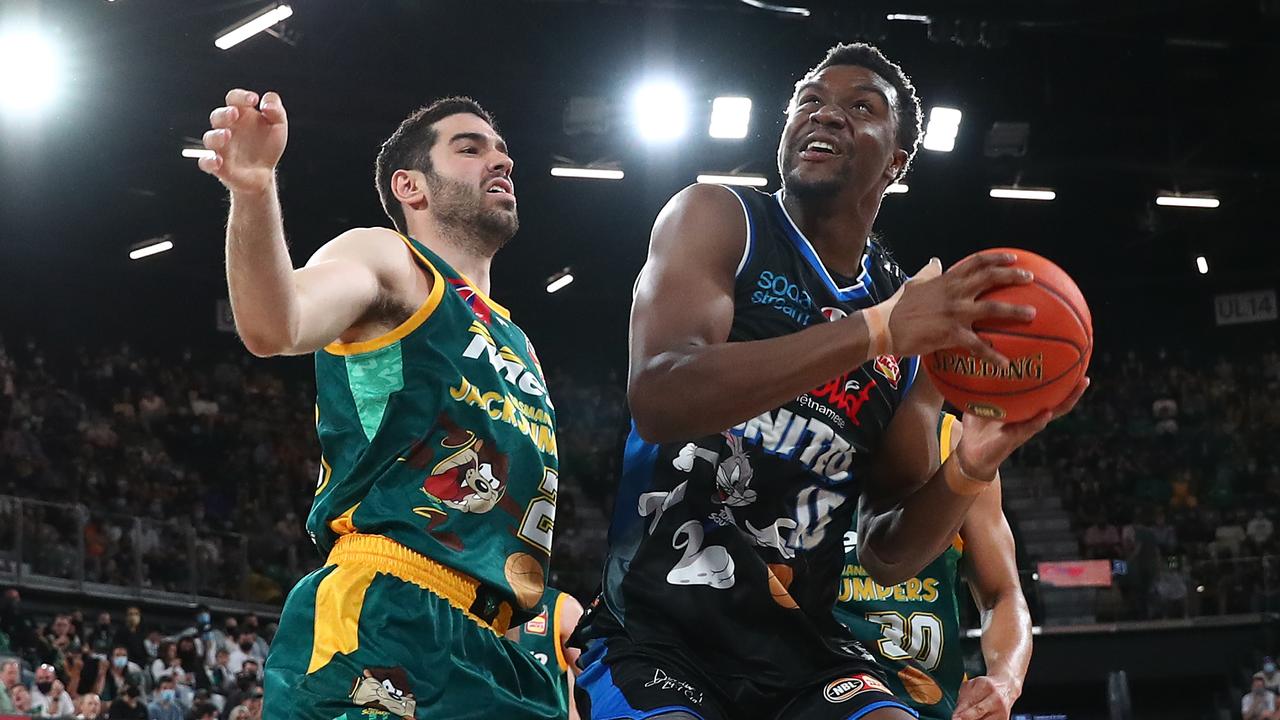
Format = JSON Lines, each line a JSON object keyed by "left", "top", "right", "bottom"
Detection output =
{"left": 858, "top": 371, "right": 1088, "bottom": 587}
{"left": 200, "top": 89, "right": 405, "bottom": 357}
{"left": 628, "top": 186, "right": 1035, "bottom": 444}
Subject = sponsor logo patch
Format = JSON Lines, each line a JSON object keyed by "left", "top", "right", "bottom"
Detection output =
{"left": 823, "top": 673, "right": 890, "bottom": 703}
{"left": 524, "top": 609, "right": 548, "bottom": 636}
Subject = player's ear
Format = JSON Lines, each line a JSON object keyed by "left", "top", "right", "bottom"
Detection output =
{"left": 392, "top": 169, "right": 429, "bottom": 213}
{"left": 882, "top": 148, "right": 908, "bottom": 182}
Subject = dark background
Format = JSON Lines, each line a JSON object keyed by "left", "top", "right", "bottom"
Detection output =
{"left": 1, "top": 0, "right": 1277, "bottom": 374}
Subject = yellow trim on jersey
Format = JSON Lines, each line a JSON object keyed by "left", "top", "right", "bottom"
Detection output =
{"left": 307, "top": 562, "right": 377, "bottom": 673}
{"left": 325, "top": 533, "right": 512, "bottom": 635}
{"left": 328, "top": 503, "right": 360, "bottom": 535}
{"left": 939, "top": 413, "right": 964, "bottom": 555}
{"left": 551, "top": 592, "right": 568, "bottom": 672}
{"left": 323, "top": 235, "right": 446, "bottom": 356}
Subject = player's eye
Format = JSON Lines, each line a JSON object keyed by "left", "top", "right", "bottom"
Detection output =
{"left": 461, "top": 146, "right": 479, "bottom": 155}
{"left": 798, "top": 95, "right": 820, "bottom": 107}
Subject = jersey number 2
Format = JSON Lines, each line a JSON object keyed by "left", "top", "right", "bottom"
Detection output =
{"left": 518, "top": 468, "right": 557, "bottom": 554}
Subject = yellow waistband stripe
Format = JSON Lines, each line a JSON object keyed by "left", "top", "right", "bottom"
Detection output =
{"left": 326, "top": 533, "right": 512, "bottom": 636}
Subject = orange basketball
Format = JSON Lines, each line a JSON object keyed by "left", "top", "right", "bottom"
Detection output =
{"left": 923, "top": 248, "right": 1092, "bottom": 423}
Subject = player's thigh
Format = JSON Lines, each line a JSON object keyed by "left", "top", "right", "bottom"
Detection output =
{"left": 574, "top": 638, "right": 727, "bottom": 720}
{"left": 772, "top": 670, "right": 916, "bottom": 720}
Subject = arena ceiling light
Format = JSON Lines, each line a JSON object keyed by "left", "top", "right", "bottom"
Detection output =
{"left": 709, "top": 97, "right": 752, "bottom": 139}
{"left": 886, "top": 14, "right": 931, "bottom": 22}
{"left": 633, "top": 80, "right": 689, "bottom": 142}
{"left": 990, "top": 186, "right": 1056, "bottom": 201}
{"left": 1156, "top": 194, "right": 1219, "bottom": 208}
{"left": 546, "top": 268, "right": 574, "bottom": 294}
{"left": 182, "top": 147, "right": 215, "bottom": 159}
{"left": 215, "top": 3, "right": 293, "bottom": 50}
{"left": 921, "top": 106, "right": 962, "bottom": 152}
{"left": 696, "top": 173, "right": 768, "bottom": 187}
{"left": 550, "top": 166, "right": 624, "bottom": 180}
{"left": 1196, "top": 255, "right": 1209, "bottom": 274}
{"left": 129, "top": 236, "right": 174, "bottom": 261}
{"left": 885, "top": 183, "right": 909, "bottom": 195}
{"left": 0, "top": 28, "right": 63, "bottom": 117}
{"left": 736, "top": 0, "right": 811, "bottom": 17}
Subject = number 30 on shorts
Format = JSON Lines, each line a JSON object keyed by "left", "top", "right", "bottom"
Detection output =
{"left": 865, "top": 611, "right": 944, "bottom": 671}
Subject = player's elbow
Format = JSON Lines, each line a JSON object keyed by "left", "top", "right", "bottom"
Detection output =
{"left": 629, "top": 394, "right": 681, "bottom": 444}
{"left": 239, "top": 329, "right": 290, "bottom": 358}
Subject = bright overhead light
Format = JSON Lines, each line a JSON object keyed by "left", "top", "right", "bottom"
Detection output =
{"left": 709, "top": 96, "right": 752, "bottom": 139}
{"left": 1196, "top": 255, "right": 1209, "bottom": 275}
{"left": 182, "top": 147, "right": 215, "bottom": 159}
{"left": 736, "top": 0, "right": 811, "bottom": 17}
{"left": 215, "top": 3, "right": 293, "bottom": 50}
{"left": 990, "top": 187, "right": 1056, "bottom": 201}
{"left": 696, "top": 173, "right": 768, "bottom": 187}
{"left": 886, "top": 13, "right": 931, "bottom": 22}
{"left": 633, "top": 80, "right": 689, "bottom": 142}
{"left": 0, "top": 29, "right": 63, "bottom": 117}
{"left": 129, "top": 238, "right": 174, "bottom": 261}
{"left": 922, "top": 106, "right": 962, "bottom": 152}
{"left": 1156, "top": 195, "right": 1219, "bottom": 208}
{"left": 550, "top": 166, "right": 624, "bottom": 180}
{"left": 885, "top": 183, "right": 909, "bottom": 195}
{"left": 546, "top": 269, "right": 574, "bottom": 294}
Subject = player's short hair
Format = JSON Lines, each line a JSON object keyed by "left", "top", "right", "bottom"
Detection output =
{"left": 799, "top": 43, "right": 923, "bottom": 179}
{"left": 374, "top": 97, "right": 497, "bottom": 233}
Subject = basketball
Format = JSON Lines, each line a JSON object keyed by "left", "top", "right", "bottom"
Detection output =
{"left": 924, "top": 248, "right": 1092, "bottom": 423}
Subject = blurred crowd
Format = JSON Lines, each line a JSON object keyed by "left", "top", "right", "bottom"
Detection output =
{"left": 1017, "top": 344, "right": 1280, "bottom": 619}
{"left": 0, "top": 588, "right": 269, "bottom": 720}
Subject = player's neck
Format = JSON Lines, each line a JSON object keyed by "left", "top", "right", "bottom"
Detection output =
{"left": 408, "top": 221, "right": 496, "bottom": 295}
{"left": 780, "top": 187, "right": 881, "bottom": 276}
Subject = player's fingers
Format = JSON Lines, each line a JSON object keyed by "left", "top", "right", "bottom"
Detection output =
{"left": 970, "top": 300, "right": 1036, "bottom": 323}
{"left": 196, "top": 154, "right": 222, "bottom": 174}
{"left": 963, "top": 266, "right": 1033, "bottom": 297}
{"left": 202, "top": 128, "right": 229, "bottom": 151}
{"left": 1050, "top": 376, "right": 1091, "bottom": 417}
{"left": 960, "top": 331, "right": 1010, "bottom": 369}
{"left": 955, "top": 251, "right": 1017, "bottom": 277}
{"left": 952, "top": 693, "right": 995, "bottom": 720}
{"left": 912, "top": 257, "right": 943, "bottom": 282}
{"left": 209, "top": 106, "right": 239, "bottom": 129}
{"left": 225, "top": 88, "right": 259, "bottom": 108}
{"left": 259, "top": 91, "right": 287, "bottom": 124}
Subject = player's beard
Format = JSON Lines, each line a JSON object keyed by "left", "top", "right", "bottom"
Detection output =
{"left": 779, "top": 149, "right": 857, "bottom": 201}
{"left": 426, "top": 171, "right": 519, "bottom": 257}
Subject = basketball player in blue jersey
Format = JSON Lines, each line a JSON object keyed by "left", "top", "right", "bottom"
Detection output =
{"left": 573, "top": 43, "right": 1087, "bottom": 720}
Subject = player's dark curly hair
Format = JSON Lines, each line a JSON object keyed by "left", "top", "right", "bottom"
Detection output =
{"left": 374, "top": 97, "right": 496, "bottom": 233}
{"left": 799, "top": 43, "right": 923, "bottom": 180}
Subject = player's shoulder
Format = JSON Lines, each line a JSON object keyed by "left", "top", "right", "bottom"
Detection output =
{"left": 305, "top": 226, "right": 413, "bottom": 270}
{"left": 650, "top": 183, "right": 750, "bottom": 267}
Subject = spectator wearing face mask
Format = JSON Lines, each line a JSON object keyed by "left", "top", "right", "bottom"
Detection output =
{"left": 114, "top": 608, "right": 147, "bottom": 667}
{"left": 108, "top": 685, "right": 148, "bottom": 720}
{"left": 180, "top": 607, "right": 214, "bottom": 660}
{"left": 150, "top": 677, "right": 183, "bottom": 720}
{"left": 225, "top": 636, "right": 260, "bottom": 684}
{"left": 103, "top": 645, "right": 145, "bottom": 703}
{"left": 220, "top": 665, "right": 259, "bottom": 720}
{"left": 206, "top": 619, "right": 237, "bottom": 669}
{"left": 1264, "top": 657, "right": 1280, "bottom": 695}
{"left": 85, "top": 613, "right": 116, "bottom": 656}
{"left": 31, "top": 664, "right": 75, "bottom": 717}
{"left": 237, "top": 617, "right": 268, "bottom": 661}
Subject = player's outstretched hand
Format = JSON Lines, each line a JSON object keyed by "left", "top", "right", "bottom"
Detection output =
{"left": 199, "top": 89, "right": 289, "bottom": 194}
{"left": 956, "top": 376, "right": 1089, "bottom": 479}
{"left": 881, "top": 253, "right": 1037, "bottom": 369}
{"left": 953, "top": 674, "right": 1019, "bottom": 720}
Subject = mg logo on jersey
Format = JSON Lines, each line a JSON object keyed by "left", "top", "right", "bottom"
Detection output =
{"left": 462, "top": 321, "right": 547, "bottom": 398}
{"left": 821, "top": 307, "right": 848, "bottom": 321}
{"left": 823, "top": 674, "right": 889, "bottom": 703}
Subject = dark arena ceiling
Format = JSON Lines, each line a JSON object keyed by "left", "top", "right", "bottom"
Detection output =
{"left": 0, "top": 0, "right": 1276, "bottom": 369}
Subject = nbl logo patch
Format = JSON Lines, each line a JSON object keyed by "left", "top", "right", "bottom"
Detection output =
{"left": 823, "top": 674, "right": 890, "bottom": 703}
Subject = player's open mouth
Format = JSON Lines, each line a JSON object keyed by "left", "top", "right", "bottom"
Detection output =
{"left": 798, "top": 137, "right": 842, "bottom": 162}
{"left": 484, "top": 177, "right": 514, "bottom": 196}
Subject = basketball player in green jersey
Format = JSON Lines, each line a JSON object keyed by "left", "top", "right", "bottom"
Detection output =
{"left": 835, "top": 413, "right": 1031, "bottom": 720}
{"left": 508, "top": 588, "right": 586, "bottom": 719}
{"left": 199, "top": 90, "right": 564, "bottom": 720}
